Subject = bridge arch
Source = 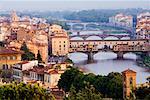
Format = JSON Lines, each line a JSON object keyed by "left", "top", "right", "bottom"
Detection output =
{"left": 120, "top": 37, "right": 130, "bottom": 40}
{"left": 104, "top": 36, "right": 119, "bottom": 40}
{"left": 85, "top": 23, "right": 99, "bottom": 29}
{"left": 94, "top": 51, "right": 117, "bottom": 60}
{"left": 123, "top": 52, "right": 137, "bottom": 59}
{"left": 70, "top": 37, "right": 84, "bottom": 40}
{"left": 72, "top": 24, "right": 84, "bottom": 30}
{"left": 86, "top": 36, "right": 102, "bottom": 40}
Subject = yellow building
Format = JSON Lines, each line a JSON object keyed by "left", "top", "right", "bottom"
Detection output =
{"left": 122, "top": 69, "right": 136, "bottom": 99}
{"left": 0, "top": 47, "right": 23, "bottom": 69}
{"left": 49, "top": 25, "right": 69, "bottom": 56}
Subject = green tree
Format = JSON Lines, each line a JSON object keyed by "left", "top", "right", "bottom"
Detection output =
{"left": 58, "top": 68, "right": 123, "bottom": 99}
{"left": 0, "top": 82, "right": 55, "bottom": 100}
{"left": 135, "top": 86, "right": 150, "bottom": 99}
{"left": 58, "top": 67, "right": 82, "bottom": 92}
{"left": 20, "top": 42, "right": 35, "bottom": 61}
{"left": 37, "top": 50, "right": 42, "bottom": 62}
{"left": 67, "top": 83, "right": 102, "bottom": 100}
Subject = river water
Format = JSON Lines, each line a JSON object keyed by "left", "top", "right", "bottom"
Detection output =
{"left": 68, "top": 52, "right": 149, "bottom": 84}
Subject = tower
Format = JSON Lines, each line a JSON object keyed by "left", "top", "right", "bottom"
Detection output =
{"left": 11, "top": 10, "right": 19, "bottom": 22}
{"left": 122, "top": 69, "right": 136, "bottom": 99}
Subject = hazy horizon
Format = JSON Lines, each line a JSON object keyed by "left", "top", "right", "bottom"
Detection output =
{"left": 0, "top": 0, "right": 149, "bottom": 11}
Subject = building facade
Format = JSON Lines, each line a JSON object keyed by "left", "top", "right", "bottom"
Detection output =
{"left": 0, "top": 47, "right": 23, "bottom": 69}
{"left": 12, "top": 60, "right": 38, "bottom": 82}
{"left": 49, "top": 25, "right": 69, "bottom": 56}
{"left": 136, "top": 12, "right": 150, "bottom": 39}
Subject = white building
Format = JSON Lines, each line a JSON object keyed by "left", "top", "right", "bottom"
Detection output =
{"left": 12, "top": 60, "right": 38, "bottom": 82}
{"left": 109, "top": 13, "right": 133, "bottom": 27}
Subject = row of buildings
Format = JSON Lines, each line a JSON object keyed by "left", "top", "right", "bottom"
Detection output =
{"left": 0, "top": 11, "right": 70, "bottom": 64}
{"left": 136, "top": 12, "right": 150, "bottom": 39}
{"left": 12, "top": 60, "right": 72, "bottom": 88}
{"left": 0, "top": 11, "right": 72, "bottom": 90}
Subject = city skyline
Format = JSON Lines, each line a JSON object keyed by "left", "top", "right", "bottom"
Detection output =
{"left": 0, "top": 0, "right": 149, "bottom": 11}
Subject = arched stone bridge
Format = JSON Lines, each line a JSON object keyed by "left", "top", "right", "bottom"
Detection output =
{"left": 69, "top": 39, "right": 150, "bottom": 61}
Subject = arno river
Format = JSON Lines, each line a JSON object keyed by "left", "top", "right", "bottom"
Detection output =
{"left": 68, "top": 52, "right": 149, "bottom": 84}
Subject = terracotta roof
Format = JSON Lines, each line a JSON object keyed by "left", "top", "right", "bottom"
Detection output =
{"left": 46, "top": 69, "right": 59, "bottom": 74}
{"left": 122, "top": 69, "right": 136, "bottom": 74}
{"left": 28, "top": 66, "right": 52, "bottom": 75}
{"left": 45, "top": 69, "right": 64, "bottom": 74}
{"left": 0, "top": 47, "right": 24, "bottom": 55}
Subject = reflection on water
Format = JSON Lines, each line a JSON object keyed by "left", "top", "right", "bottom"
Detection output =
{"left": 68, "top": 52, "right": 150, "bottom": 84}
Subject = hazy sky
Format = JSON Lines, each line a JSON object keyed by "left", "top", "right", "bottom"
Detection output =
{"left": 0, "top": 0, "right": 149, "bottom": 11}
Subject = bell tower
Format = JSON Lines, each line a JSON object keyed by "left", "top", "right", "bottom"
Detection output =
{"left": 11, "top": 10, "right": 19, "bottom": 22}
{"left": 122, "top": 69, "right": 136, "bottom": 99}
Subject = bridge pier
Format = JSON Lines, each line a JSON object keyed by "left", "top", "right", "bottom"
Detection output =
{"left": 87, "top": 51, "right": 94, "bottom": 63}
{"left": 116, "top": 51, "right": 124, "bottom": 59}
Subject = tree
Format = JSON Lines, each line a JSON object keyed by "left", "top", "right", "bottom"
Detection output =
{"left": 58, "top": 67, "right": 82, "bottom": 92}
{"left": 20, "top": 42, "right": 35, "bottom": 61}
{"left": 67, "top": 83, "right": 102, "bottom": 100}
{"left": 37, "top": 50, "right": 42, "bottom": 62}
{"left": 0, "top": 82, "right": 56, "bottom": 100}
{"left": 135, "top": 86, "right": 150, "bottom": 99}
{"left": 20, "top": 42, "right": 29, "bottom": 53}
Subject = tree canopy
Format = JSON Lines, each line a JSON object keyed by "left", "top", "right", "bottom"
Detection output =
{"left": 58, "top": 67, "right": 123, "bottom": 99}
{"left": 66, "top": 83, "right": 102, "bottom": 100}
{"left": 0, "top": 82, "right": 55, "bottom": 100}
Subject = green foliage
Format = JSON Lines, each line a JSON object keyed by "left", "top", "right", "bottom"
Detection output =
{"left": 58, "top": 67, "right": 82, "bottom": 92}
{"left": 20, "top": 42, "right": 35, "bottom": 61}
{"left": 37, "top": 50, "right": 42, "bottom": 62}
{"left": 58, "top": 68, "right": 123, "bottom": 99}
{"left": 135, "top": 86, "right": 150, "bottom": 99}
{"left": 20, "top": 42, "right": 29, "bottom": 53}
{"left": 143, "top": 56, "right": 150, "bottom": 68}
{"left": 67, "top": 83, "right": 102, "bottom": 100}
{"left": 0, "top": 82, "right": 55, "bottom": 100}
{"left": 63, "top": 9, "right": 149, "bottom": 23}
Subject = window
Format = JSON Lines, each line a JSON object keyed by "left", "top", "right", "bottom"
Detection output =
{"left": 129, "top": 77, "right": 133, "bottom": 85}
{"left": 13, "top": 56, "right": 17, "bottom": 60}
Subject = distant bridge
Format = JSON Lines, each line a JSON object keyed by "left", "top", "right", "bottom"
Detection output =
{"left": 66, "top": 22, "right": 135, "bottom": 38}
